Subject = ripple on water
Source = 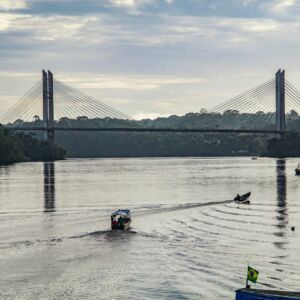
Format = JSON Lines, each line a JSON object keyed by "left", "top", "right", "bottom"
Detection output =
{"left": 1, "top": 157, "right": 300, "bottom": 299}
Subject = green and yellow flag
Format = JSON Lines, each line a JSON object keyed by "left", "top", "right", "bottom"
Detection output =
{"left": 247, "top": 266, "right": 259, "bottom": 283}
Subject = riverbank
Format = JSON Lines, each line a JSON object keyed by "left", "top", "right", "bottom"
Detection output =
{"left": 0, "top": 125, "right": 65, "bottom": 164}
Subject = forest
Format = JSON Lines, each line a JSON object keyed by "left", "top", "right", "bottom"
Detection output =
{"left": 0, "top": 125, "right": 65, "bottom": 164}
{"left": 5, "top": 110, "right": 300, "bottom": 158}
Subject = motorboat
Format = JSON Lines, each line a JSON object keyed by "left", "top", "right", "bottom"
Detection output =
{"left": 111, "top": 209, "right": 131, "bottom": 230}
{"left": 234, "top": 192, "right": 251, "bottom": 204}
{"left": 251, "top": 157, "right": 258, "bottom": 160}
{"left": 295, "top": 164, "right": 300, "bottom": 175}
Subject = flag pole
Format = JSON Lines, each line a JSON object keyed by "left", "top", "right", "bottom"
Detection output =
{"left": 246, "top": 264, "right": 249, "bottom": 289}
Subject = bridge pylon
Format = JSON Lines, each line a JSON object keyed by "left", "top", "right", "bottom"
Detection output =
{"left": 42, "top": 70, "right": 54, "bottom": 144}
{"left": 275, "top": 69, "right": 285, "bottom": 133}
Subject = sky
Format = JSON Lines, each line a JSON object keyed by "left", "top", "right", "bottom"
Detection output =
{"left": 1, "top": 0, "right": 300, "bottom": 120}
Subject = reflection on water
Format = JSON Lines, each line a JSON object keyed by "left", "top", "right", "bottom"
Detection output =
{"left": 274, "top": 159, "right": 288, "bottom": 248}
{"left": 44, "top": 162, "right": 55, "bottom": 212}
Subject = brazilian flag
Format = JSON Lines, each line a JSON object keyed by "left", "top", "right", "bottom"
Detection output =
{"left": 248, "top": 266, "right": 259, "bottom": 283}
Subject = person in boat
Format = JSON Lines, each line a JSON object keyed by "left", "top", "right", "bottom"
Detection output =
{"left": 118, "top": 216, "right": 125, "bottom": 229}
{"left": 112, "top": 217, "right": 117, "bottom": 226}
{"left": 236, "top": 194, "right": 241, "bottom": 201}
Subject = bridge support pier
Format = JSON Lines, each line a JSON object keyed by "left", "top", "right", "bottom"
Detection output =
{"left": 42, "top": 70, "right": 54, "bottom": 144}
{"left": 275, "top": 69, "right": 285, "bottom": 136}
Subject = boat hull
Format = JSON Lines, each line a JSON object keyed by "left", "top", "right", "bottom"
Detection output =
{"left": 236, "top": 288, "right": 300, "bottom": 300}
{"left": 234, "top": 200, "right": 250, "bottom": 204}
{"left": 295, "top": 168, "right": 300, "bottom": 175}
{"left": 111, "top": 220, "right": 131, "bottom": 230}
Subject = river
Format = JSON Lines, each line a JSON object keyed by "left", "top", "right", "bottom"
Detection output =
{"left": 0, "top": 157, "right": 299, "bottom": 299}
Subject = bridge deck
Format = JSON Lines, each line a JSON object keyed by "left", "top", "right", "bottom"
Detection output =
{"left": 6, "top": 127, "right": 286, "bottom": 134}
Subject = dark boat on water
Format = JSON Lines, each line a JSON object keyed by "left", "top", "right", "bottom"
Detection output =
{"left": 295, "top": 164, "right": 300, "bottom": 175}
{"left": 111, "top": 209, "right": 132, "bottom": 230}
{"left": 236, "top": 288, "right": 300, "bottom": 300}
{"left": 234, "top": 192, "right": 251, "bottom": 204}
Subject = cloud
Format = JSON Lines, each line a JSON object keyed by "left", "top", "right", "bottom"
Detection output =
{"left": 2, "top": 0, "right": 300, "bottom": 119}
{"left": 0, "top": 2, "right": 294, "bottom": 49}
{"left": 216, "top": 17, "right": 284, "bottom": 34}
{"left": 106, "top": 0, "right": 157, "bottom": 15}
{"left": 0, "top": 13, "right": 100, "bottom": 42}
{"left": 132, "top": 111, "right": 171, "bottom": 119}
{"left": 271, "top": 0, "right": 298, "bottom": 14}
{"left": 260, "top": 0, "right": 300, "bottom": 18}
{"left": 0, "top": 71, "right": 37, "bottom": 78}
{"left": 56, "top": 73, "right": 206, "bottom": 90}
{"left": 108, "top": 0, "right": 152, "bottom": 7}
{"left": 240, "top": 0, "right": 259, "bottom": 5}
{"left": 0, "top": 0, "right": 27, "bottom": 11}
{"left": 108, "top": 0, "right": 173, "bottom": 8}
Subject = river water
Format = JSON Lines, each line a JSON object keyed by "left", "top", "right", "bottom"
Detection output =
{"left": 0, "top": 157, "right": 300, "bottom": 299}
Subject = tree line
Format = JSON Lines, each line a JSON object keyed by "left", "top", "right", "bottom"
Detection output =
{"left": 0, "top": 125, "right": 65, "bottom": 164}
{"left": 5, "top": 110, "right": 300, "bottom": 158}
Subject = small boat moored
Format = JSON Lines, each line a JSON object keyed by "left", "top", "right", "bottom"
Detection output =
{"left": 236, "top": 288, "right": 300, "bottom": 300}
{"left": 235, "top": 266, "right": 300, "bottom": 299}
{"left": 111, "top": 209, "right": 132, "bottom": 230}
{"left": 234, "top": 192, "right": 251, "bottom": 204}
{"left": 295, "top": 164, "right": 300, "bottom": 175}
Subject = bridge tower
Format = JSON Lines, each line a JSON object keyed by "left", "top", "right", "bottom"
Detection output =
{"left": 42, "top": 70, "right": 54, "bottom": 144}
{"left": 275, "top": 69, "right": 285, "bottom": 132}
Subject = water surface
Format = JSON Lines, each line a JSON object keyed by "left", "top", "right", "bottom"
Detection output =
{"left": 0, "top": 157, "right": 300, "bottom": 299}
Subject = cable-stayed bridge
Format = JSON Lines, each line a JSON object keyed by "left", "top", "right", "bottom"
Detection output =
{"left": 1, "top": 69, "right": 300, "bottom": 143}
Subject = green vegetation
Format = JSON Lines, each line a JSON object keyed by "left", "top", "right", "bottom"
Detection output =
{"left": 0, "top": 124, "right": 65, "bottom": 164}
{"left": 53, "top": 131, "right": 267, "bottom": 157}
{"left": 6, "top": 110, "right": 300, "bottom": 158}
{"left": 268, "top": 133, "right": 300, "bottom": 157}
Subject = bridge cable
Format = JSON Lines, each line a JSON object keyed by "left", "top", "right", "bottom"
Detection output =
{"left": 0, "top": 80, "right": 42, "bottom": 124}
{"left": 205, "top": 82, "right": 275, "bottom": 129}
{"left": 54, "top": 82, "right": 121, "bottom": 120}
{"left": 54, "top": 79, "right": 132, "bottom": 120}
{"left": 208, "top": 79, "right": 274, "bottom": 113}
{"left": 54, "top": 84, "right": 110, "bottom": 120}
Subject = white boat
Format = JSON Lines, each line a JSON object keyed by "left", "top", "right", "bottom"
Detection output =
{"left": 111, "top": 209, "right": 131, "bottom": 230}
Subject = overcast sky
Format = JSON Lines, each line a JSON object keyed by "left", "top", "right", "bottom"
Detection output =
{"left": 1, "top": 0, "right": 300, "bottom": 119}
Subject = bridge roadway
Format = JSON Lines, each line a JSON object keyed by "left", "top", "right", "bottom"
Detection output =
{"left": 6, "top": 126, "right": 289, "bottom": 134}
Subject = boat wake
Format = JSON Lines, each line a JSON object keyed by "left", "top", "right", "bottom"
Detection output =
{"left": 71, "top": 199, "right": 235, "bottom": 239}
{"left": 70, "top": 229, "right": 137, "bottom": 239}
{"left": 135, "top": 199, "right": 234, "bottom": 216}
{"left": 0, "top": 237, "right": 64, "bottom": 250}
{"left": 0, "top": 200, "right": 233, "bottom": 248}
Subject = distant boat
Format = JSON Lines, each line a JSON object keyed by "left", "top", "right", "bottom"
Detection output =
{"left": 295, "top": 164, "right": 300, "bottom": 175}
{"left": 251, "top": 157, "right": 258, "bottom": 160}
{"left": 234, "top": 192, "right": 251, "bottom": 204}
{"left": 236, "top": 288, "right": 300, "bottom": 299}
{"left": 111, "top": 209, "right": 131, "bottom": 230}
